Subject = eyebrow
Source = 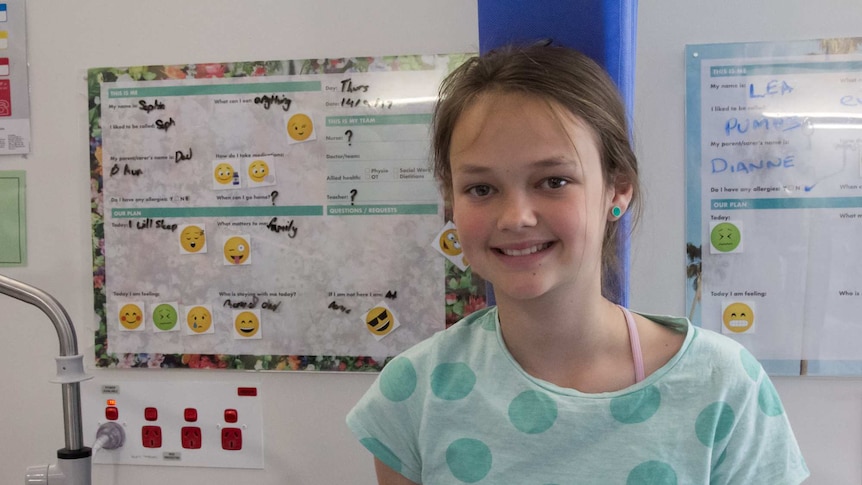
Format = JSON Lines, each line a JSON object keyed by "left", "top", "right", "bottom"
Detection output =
{"left": 453, "top": 157, "right": 579, "bottom": 174}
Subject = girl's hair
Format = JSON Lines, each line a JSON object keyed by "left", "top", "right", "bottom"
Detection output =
{"left": 431, "top": 44, "right": 641, "bottom": 299}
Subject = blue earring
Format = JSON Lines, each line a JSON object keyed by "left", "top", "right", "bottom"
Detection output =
{"left": 611, "top": 206, "right": 623, "bottom": 218}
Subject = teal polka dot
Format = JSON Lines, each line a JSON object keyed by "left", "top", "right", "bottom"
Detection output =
{"left": 740, "top": 349, "right": 762, "bottom": 381}
{"left": 446, "top": 438, "right": 492, "bottom": 483}
{"left": 379, "top": 357, "right": 417, "bottom": 402}
{"left": 360, "top": 437, "right": 402, "bottom": 473}
{"left": 695, "top": 402, "right": 735, "bottom": 447}
{"left": 758, "top": 378, "right": 784, "bottom": 416}
{"left": 431, "top": 363, "right": 476, "bottom": 400}
{"left": 508, "top": 390, "right": 558, "bottom": 434}
{"left": 626, "top": 460, "right": 678, "bottom": 485}
{"left": 610, "top": 385, "right": 662, "bottom": 424}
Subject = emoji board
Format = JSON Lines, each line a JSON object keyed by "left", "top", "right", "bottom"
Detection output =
{"left": 89, "top": 52, "right": 486, "bottom": 371}
{"left": 685, "top": 38, "right": 862, "bottom": 376}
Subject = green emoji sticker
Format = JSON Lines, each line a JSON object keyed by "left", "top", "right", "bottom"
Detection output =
{"left": 152, "top": 303, "right": 179, "bottom": 331}
{"left": 710, "top": 222, "right": 742, "bottom": 253}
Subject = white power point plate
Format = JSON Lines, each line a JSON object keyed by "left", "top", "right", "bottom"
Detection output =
{"left": 82, "top": 380, "right": 263, "bottom": 469}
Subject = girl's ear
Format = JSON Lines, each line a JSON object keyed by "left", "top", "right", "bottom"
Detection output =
{"left": 607, "top": 176, "right": 634, "bottom": 221}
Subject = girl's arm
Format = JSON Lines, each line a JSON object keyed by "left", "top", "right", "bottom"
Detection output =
{"left": 374, "top": 458, "right": 420, "bottom": 485}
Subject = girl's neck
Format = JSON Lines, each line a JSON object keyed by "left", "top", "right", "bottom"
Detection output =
{"left": 494, "top": 287, "right": 634, "bottom": 391}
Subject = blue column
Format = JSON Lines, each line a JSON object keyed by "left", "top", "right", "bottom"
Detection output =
{"left": 477, "top": 0, "right": 637, "bottom": 306}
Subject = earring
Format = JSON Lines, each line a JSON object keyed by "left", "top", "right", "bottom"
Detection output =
{"left": 611, "top": 206, "right": 623, "bottom": 218}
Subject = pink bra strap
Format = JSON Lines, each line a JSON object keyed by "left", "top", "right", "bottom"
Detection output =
{"left": 621, "top": 307, "right": 645, "bottom": 383}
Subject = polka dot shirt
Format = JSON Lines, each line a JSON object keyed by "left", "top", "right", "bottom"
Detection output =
{"left": 347, "top": 307, "right": 809, "bottom": 484}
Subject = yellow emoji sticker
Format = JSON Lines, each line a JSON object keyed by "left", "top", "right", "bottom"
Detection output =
{"left": 234, "top": 310, "right": 261, "bottom": 339}
{"left": 186, "top": 305, "right": 213, "bottom": 334}
{"left": 432, "top": 221, "right": 469, "bottom": 271}
{"left": 213, "top": 162, "right": 235, "bottom": 185}
{"left": 363, "top": 302, "right": 399, "bottom": 340}
{"left": 722, "top": 301, "right": 754, "bottom": 334}
{"left": 179, "top": 224, "right": 206, "bottom": 253}
{"left": 119, "top": 303, "right": 144, "bottom": 331}
{"left": 439, "top": 228, "right": 462, "bottom": 257}
{"left": 247, "top": 159, "right": 269, "bottom": 183}
{"left": 287, "top": 113, "right": 314, "bottom": 142}
{"left": 223, "top": 235, "right": 251, "bottom": 265}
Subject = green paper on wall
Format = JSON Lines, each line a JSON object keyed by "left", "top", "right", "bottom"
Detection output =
{"left": 0, "top": 170, "right": 26, "bottom": 266}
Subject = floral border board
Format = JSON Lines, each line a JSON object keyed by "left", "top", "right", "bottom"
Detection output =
{"left": 88, "top": 54, "right": 487, "bottom": 371}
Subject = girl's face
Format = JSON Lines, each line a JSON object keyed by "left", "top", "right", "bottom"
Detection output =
{"left": 449, "top": 92, "right": 627, "bottom": 303}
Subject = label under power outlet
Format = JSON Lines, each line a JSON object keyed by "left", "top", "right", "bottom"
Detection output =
{"left": 82, "top": 380, "right": 264, "bottom": 469}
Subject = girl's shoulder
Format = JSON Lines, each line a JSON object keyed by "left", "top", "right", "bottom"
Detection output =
{"left": 636, "top": 311, "right": 765, "bottom": 388}
{"left": 391, "top": 306, "right": 499, "bottom": 365}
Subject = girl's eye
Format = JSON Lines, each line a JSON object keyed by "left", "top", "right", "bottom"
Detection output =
{"left": 543, "top": 177, "right": 568, "bottom": 189}
{"left": 467, "top": 185, "right": 493, "bottom": 197}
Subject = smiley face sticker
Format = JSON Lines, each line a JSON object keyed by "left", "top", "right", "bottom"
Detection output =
{"left": 245, "top": 156, "right": 276, "bottom": 187}
{"left": 151, "top": 303, "right": 179, "bottom": 332}
{"left": 432, "top": 221, "right": 469, "bottom": 271}
{"left": 178, "top": 224, "right": 207, "bottom": 254}
{"left": 223, "top": 235, "right": 252, "bottom": 265}
{"left": 710, "top": 221, "right": 743, "bottom": 254}
{"left": 213, "top": 160, "right": 240, "bottom": 189}
{"left": 185, "top": 305, "right": 214, "bottom": 335}
{"left": 118, "top": 302, "right": 145, "bottom": 331}
{"left": 233, "top": 310, "right": 262, "bottom": 339}
{"left": 722, "top": 301, "right": 755, "bottom": 334}
{"left": 363, "top": 302, "right": 400, "bottom": 341}
{"left": 286, "top": 112, "right": 316, "bottom": 143}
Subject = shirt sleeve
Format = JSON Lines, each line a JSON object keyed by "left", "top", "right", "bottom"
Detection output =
{"left": 710, "top": 364, "right": 809, "bottom": 484}
{"left": 346, "top": 355, "right": 425, "bottom": 484}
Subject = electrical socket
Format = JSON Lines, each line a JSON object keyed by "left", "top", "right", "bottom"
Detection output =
{"left": 83, "top": 380, "right": 264, "bottom": 468}
{"left": 221, "top": 428, "right": 242, "bottom": 451}
{"left": 181, "top": 426, "right": 202, "bottom": 449}
{"left": 142, "top": 425, "right": 162, "bottom": 448}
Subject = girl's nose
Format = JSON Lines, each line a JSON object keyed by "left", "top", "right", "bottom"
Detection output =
{"left": 496, "top": 193, "right": 538, "bottom": 230}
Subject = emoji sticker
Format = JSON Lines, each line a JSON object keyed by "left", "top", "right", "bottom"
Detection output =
{"left": 185, "top": 305, "right": 214, "bottom": 335}
{"left": 710, "top": 221, "right": 743, "bottom": 254}
{"left": 286, "top": 112, "right": 316, "bottom": 143}
{"left": 213, "top": 160, "right": 241, "bottom": 189}
{"left": 151, "top": 302, "right": 179, "bottom": 332}
{"left": 432, "top": 221, "right": 469, "bottom": 271}
{"left": 118, "top": 302, "right": 145, "bottom": 331}
{"left": 223, "top": 235, "right": 252, "bottom": 265}
{"left": 722, "top": 301, "right": 755, "bottom": 334}
{"left": 245, "top": 156, "right": 276, "bottom": 187}
{"left": 179, "top": 224, "right": 207, "bottom": 254}
{"left": 363, "top": 301, "right": 400, "bottom": 341}
{"left": 233, "top": 310, "right": 262, "bottom": 339}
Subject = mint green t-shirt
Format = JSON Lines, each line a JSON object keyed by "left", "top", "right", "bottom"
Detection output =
{"left": 347, "top": 307, "right": 809, "bottom": 484}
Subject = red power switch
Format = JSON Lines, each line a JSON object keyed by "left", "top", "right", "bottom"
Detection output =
{"left": 184, "top": 408, "right": 198, "bottom": 422}
{"left": 105, "top": 406, "right": 119, "bottom": 421}
{"left": 224, "top": 409, "right": 238, "bottom": 423}
{"left": 144, "top": 407, "right": 158, "bottom": 421}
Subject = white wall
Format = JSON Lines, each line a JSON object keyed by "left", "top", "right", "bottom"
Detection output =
{"left": 0, "top": 1, "right": 858, "bottom": 484}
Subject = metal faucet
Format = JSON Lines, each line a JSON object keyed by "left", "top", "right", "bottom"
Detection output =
{"left": 0, "top": 273, "right": 93, "bottom": 485}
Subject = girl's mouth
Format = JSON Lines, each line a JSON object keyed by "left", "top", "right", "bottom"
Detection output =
{"left": 496, "top": 242, "right": 552, "bottom": 256}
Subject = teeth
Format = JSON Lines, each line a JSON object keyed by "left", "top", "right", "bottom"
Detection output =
{"left": 501, "top": 243, "right": 550, "bottom": 256}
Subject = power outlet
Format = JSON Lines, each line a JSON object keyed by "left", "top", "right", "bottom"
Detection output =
{"left": 142, "top": 426, "right": 162, "bottom": 448}
{"left": 181, "top": 426, "right": 202, "bottom": 449}
{"left": 82, "top": 380, "right": 264, "bottom": 469}
{"left": 221, "top": 428, "right": 242, "bottom": 451}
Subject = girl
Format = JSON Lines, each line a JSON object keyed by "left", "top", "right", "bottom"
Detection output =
{"left": 348, "top": 44, "right": 808, "bottom": 485}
